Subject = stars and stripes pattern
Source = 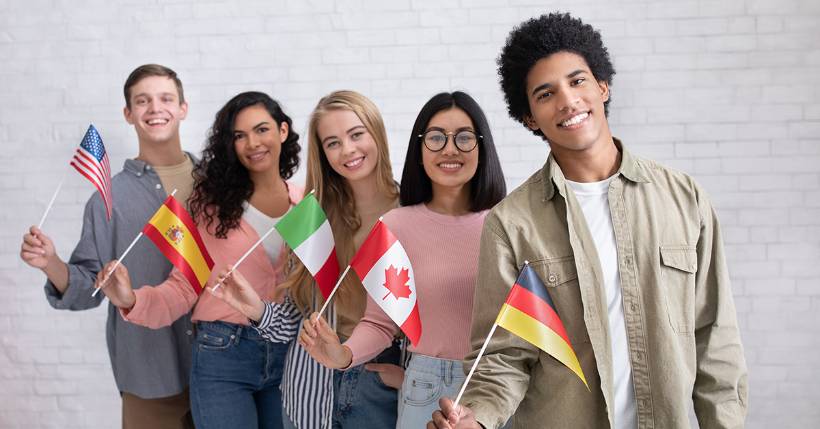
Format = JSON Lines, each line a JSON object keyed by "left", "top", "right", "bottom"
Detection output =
{"left": 70, "top": 124, "right": 113, "bottom": 219}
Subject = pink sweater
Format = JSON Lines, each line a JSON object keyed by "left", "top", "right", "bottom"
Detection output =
{"left": 344, "top": 204, "right": 488, "bottom": 366}
{"left": 123, "top": 183, "right": 303, "bottom": 328}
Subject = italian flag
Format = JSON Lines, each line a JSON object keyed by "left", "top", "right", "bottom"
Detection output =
{"left": 350, "top": 219, "right": 422, "bottom": 346}
{"left": 275, "top": 193, "right": 339, "bottom": 299}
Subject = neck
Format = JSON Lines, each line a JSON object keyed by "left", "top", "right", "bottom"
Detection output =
{"left": 349, "top": 175, "right": 389, "bottom": 216}
{"left": 427, "top": 184, "right": 471, "bottom": 216}
{"left": 136, "top": 137, "right": 186, "bottom": 167}
{"left": 552, "top": 136, "right": 620, "bottom": 183}
{"left": 250, "top": 169, "right": 286, "bottom": 196}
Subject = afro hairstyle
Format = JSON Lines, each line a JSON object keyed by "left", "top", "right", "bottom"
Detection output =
{"left": 497, "top": 12, "right": 616, "bottom": 137}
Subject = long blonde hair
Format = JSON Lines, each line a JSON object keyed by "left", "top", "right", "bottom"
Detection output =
{"left": 286, "top": 90, "right": 398, "bottom": 316}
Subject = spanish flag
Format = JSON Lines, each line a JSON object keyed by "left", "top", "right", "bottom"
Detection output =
{"left": 142, "top": 195, "right": 214, "bottom": 294}
{"left": 496, "top": 263, "right": 588, "bottom": 389}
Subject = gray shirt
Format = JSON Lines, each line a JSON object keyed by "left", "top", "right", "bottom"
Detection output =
{"left": 44, "top": 157, "right": 195, "bottom": 399}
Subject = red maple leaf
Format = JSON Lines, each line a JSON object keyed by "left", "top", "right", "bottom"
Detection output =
{"left": 382, "top": 265, "right": 412, "bottom": 300}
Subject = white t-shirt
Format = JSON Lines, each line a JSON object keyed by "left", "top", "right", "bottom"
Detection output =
{"left": 566, "top": 175, "right": 637, "bottom": 429}
{"left": 242, "top": 203, "right": 284, "bottom": 263}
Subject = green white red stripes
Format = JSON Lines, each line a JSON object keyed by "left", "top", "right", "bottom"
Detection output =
{"left": 275, "top": 193, "right": 339, "bottom": 298}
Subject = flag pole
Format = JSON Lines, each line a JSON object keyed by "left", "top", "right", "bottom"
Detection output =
{"left": 317, "top": 265, "right": 350, "bottom": 317}
{"left": 92, "top": 189, "right": 177, "bottom": 297}
{"left": 316, "top": 215, "right": 379, "bottom": 318}
{"left": 453, "top": 321, "right": 500, "bottom": 408}
{"left": 211, "top": 224, "right": 279, "bottom": 292}
{"left": 212, "top": 188, "right": 316, "bottom": 292}
{"left": 453, "top": 260, "right": 529, "bottom": 408}
{"left": 38, "top": 178, "right": 65, "bottom": 229}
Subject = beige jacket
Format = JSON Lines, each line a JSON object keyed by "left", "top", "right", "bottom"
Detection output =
{"left": 462, "top": 141, "right": 748, "bottom": 429}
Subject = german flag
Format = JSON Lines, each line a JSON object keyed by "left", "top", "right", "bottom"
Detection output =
{"left": 496, "top": 263, "right": 588, "bottom": 389}
{"left": 142, "top": 195, "right": 214, "bottom": 294}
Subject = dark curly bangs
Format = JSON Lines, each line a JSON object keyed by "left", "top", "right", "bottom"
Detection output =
{"left": 498, "top": 12, "right": 616, "bottom": 137}
{"left": 190, "top": 91, "right": 301, "bottom": 238}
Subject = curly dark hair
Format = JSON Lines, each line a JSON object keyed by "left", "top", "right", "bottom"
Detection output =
{"left": 498, "top": 12, "right": 616, "bottom": 137}
{"left": 189, "top": 91, "right": 301, "bottom": 238}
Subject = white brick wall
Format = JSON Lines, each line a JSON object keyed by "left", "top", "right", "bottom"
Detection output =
{"left": 1, "top": 0, "right": 818, "bottom": 427}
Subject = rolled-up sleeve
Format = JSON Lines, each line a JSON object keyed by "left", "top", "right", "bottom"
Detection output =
{"left": 44, "top": 194, "right": 109, "bottom": 311}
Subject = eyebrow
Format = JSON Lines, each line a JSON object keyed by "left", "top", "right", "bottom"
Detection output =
{"left": 132, "top": 92, "right": 177, "bottom": 100}
{"left": 347, "top": 125, "right": 366, "bottom": 134}
{"left": 425, "top": 126, "right": 475, "bottom": 132}
{"left": 530, "top": 69, "right": 587, "bottom": 95}
{"left": 234, "top": 122, "right": 270, "bottom": 134}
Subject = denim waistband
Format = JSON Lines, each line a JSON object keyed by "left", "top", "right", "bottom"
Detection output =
{"left": 195, "top": 320, "right": 263, "bottom": 340}
{"left": 407, "top": 354, "right": 465, "bottom": 384}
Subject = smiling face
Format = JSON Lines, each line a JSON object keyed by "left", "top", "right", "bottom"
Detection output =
{"left": 123, "top": 75, "right": 188, "bottom": 146}
{"left": 421, "top": 107, "right": 479, "bottom": 197}
{"left": 524, "top": 51, "right": 612, "bottom": 157}
{"left": 317, "top": 109, "right": 379, "bottom": 184}
{"left": 232, "top": 104, "right": 287, "bottom": 178}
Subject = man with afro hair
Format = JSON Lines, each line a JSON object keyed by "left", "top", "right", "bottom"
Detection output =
{"left": 429, "top": 12, "right": 748, "bottom": 429}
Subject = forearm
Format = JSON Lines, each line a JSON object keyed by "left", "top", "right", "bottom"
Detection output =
{"left": 42, "top": 257, "right": 69, "bottom": 294}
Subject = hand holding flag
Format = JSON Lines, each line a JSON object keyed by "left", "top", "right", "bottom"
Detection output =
{"left": 95, "top": 260, "right": 136, "bottom": 309}
{"left": 453, "top": 262, "right": 587, "bottom": 408}
{"left": 208, "top": 267, "right": 267, "bottom": 323}
{"left": 92, "top": 190, "right": 214, "bottom": 297}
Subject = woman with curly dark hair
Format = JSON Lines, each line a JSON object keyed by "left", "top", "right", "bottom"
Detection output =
{"left": 99, "top": 91, "right": 304, "bottom": 429}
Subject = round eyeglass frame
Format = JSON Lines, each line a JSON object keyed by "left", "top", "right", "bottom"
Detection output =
{"left": 417, "top": 129, "right": 482, "bottom": 152}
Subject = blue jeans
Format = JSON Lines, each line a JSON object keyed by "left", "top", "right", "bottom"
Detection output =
{"left": 332, "top": 341, "right": 400, "bottom": 429}
{"left": 397, "top": 354, "right": 466, "bottom": 429}
{"left": 190, "top": 321, "right": 289, "bottom": 429}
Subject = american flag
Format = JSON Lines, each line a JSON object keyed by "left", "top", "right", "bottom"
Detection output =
{"left": 70, "top": 124, "right": 113, "bottom": 220}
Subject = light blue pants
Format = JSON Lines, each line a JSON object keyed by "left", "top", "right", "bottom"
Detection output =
{"left": 397, "top": 354, "right": 466, "bottom": 429}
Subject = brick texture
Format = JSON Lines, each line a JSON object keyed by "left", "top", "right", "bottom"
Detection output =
{"left": 1, "top": 0, "right": 818, "bottom": 427}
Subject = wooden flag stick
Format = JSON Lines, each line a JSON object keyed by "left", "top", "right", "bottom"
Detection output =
{"left": 92, "top": 189, "right": 177, "bottom": 297}
{"left": 38, "top": 179, "right": 65, "bottom": 229}
{"left": 453, "top": 321, "right": 500, "bottom": 408}
{"left": 211, "top": 224, "right": 279, "bottom": 292}
{"left": 317, "top": 265, "right": 351, "bottom": 318}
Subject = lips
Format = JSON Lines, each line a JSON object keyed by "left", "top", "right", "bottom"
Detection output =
{"left": 146, "top": 118, "right": 169, "bottom": 126}
{"left": 437, "top": 161, "right": 463, "bottom": 171}
{"left": 247, "top": 151, "right": 268, "bottom": 162}
{"left": 558, "top": 111, "right": 590, "bottom": 128}
{"left": 344, "top": 156, "right": 365, "bottom": 169}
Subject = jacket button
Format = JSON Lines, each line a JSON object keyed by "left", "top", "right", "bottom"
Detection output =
{"left": 548, "top": 274, "right": 557, "bottom": 283}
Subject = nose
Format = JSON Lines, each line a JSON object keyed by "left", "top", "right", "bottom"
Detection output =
{"left": 557, "top": 87, "right": 581, "bottom": 112}
{"left": 441, "top": 134, "right": 459, "bottom": 155}
{"left": 147, "top": 98, "right": 162, "bottom": 113}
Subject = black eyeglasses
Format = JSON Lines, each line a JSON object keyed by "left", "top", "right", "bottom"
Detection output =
{"left": 418, "top": 130, "right": 482, "bottom": 152}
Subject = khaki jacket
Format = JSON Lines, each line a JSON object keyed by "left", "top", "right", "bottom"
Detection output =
{"left": 462, "top": 141, "right": 748, "bottom": 429}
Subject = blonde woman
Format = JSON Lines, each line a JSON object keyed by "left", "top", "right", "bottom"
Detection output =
{"left": 213, "top": 91, "right": 401, "bottom": 429}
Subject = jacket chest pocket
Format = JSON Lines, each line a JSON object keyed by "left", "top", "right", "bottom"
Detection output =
{"left": 531, "top": 256, "right": 591, "bottom": 346}
{"left": 659, "top": 245, "right": 697, "bottom": 334}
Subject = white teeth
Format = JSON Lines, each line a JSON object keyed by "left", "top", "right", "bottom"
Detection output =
{"left": 249, "top": 152, "right": 266, "bottom": 160}
{"left": 344, "top": 157, "right": 364, "bottom": 168}
{"left": 560, "top": 112, "right": 589, "bottom": 127}
{"left": 147, "top": 118, "right": 168, "bottom": 125}
{"left": 439, "top": 163, "right": 462, "bottom": 169}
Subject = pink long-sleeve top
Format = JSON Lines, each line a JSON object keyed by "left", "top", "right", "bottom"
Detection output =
{"left": 122, "top": 183, "right": 303, "bottom": 329}
{"left": 344, "top": 203, "right": 488, "bottom": 366}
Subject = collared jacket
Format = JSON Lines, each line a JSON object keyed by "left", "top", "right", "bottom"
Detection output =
{"left": 44, "top": 156, "right": 196, "bottom": 399}
{"left": 462, "top": 141, "right": 748, "bottom": 429}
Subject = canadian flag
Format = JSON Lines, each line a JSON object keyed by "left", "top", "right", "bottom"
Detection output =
{"left": 350, "top": 219, "right": 422, "bottom": 345}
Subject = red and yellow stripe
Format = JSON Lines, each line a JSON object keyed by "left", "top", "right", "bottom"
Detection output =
{"left": 496, "top": 269, "right": 588, "bottom": 389}
{"left": 142, "top": 196, "right": 214, "bottom": 293}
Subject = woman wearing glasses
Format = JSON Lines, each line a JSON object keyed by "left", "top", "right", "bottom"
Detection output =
{"left": 300, "top": 91, "right": 506, "bottom": 428}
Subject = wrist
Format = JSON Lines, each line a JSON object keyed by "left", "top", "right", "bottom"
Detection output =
{"left": 250, "top": 301, "right": 265, "bottom": 323}
{"left": 338, "top": 345, "right": 354, "bottom": 369}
